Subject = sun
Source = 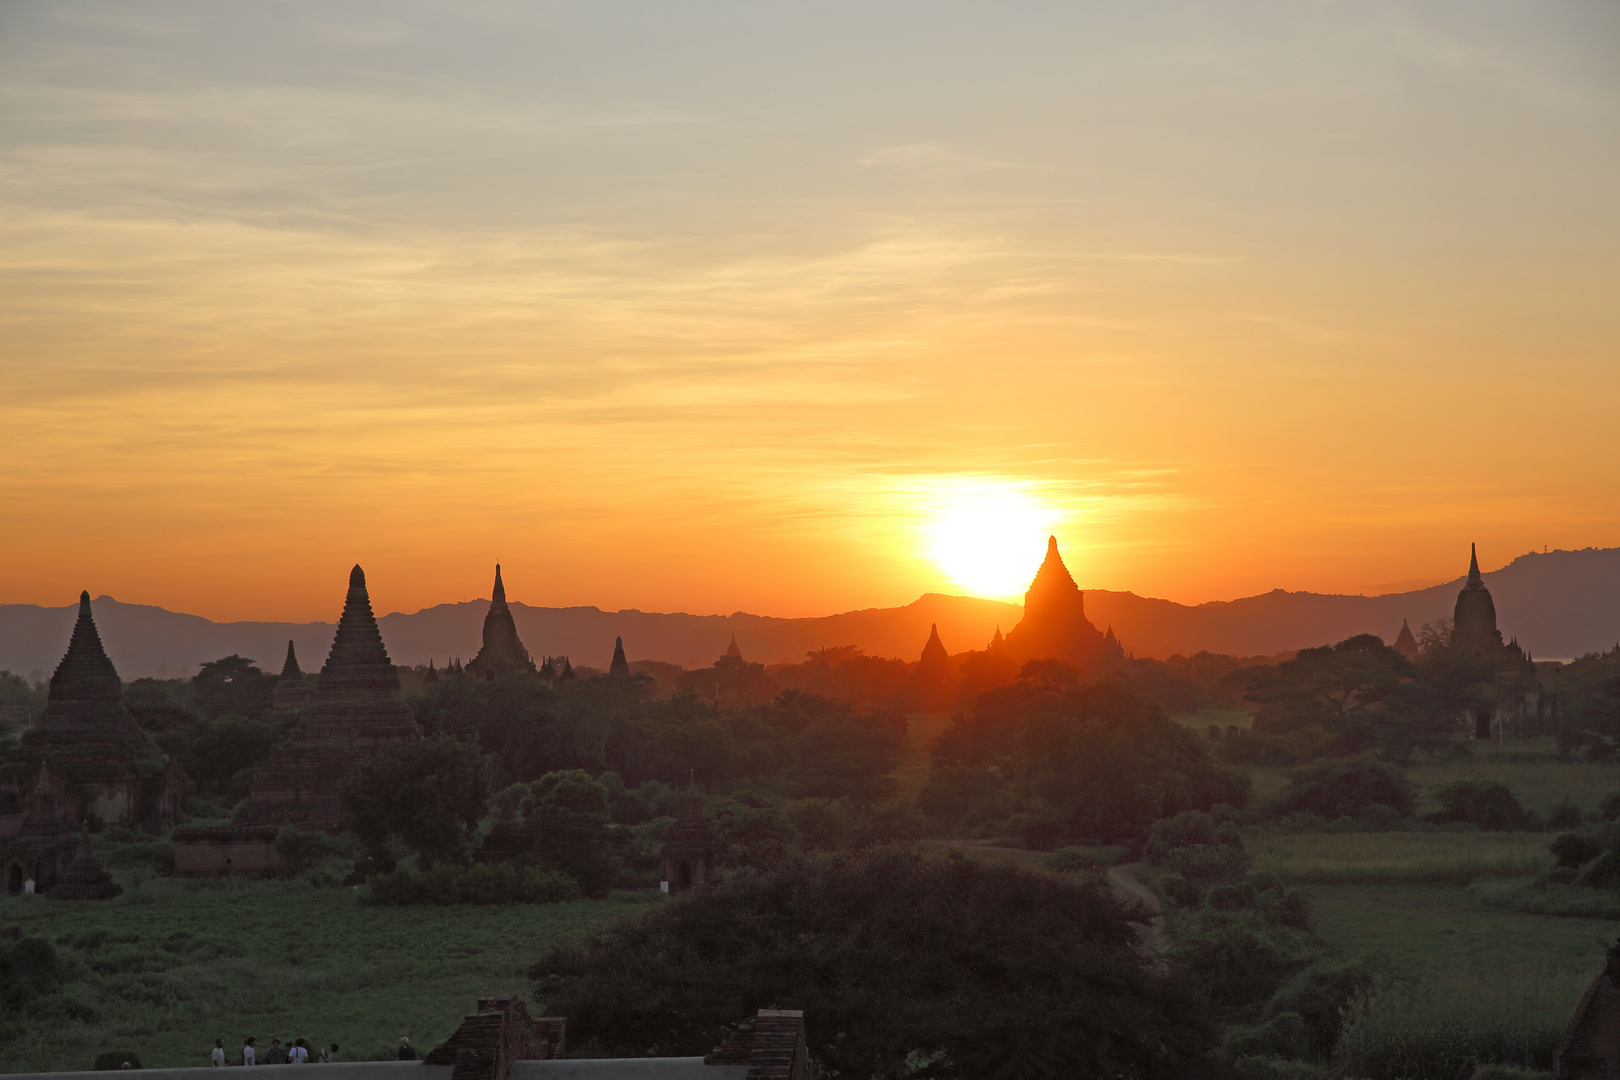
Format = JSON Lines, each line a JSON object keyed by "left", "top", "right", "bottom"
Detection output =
{"left": 920, "top": 481, "right": 1063, "bottom": 599}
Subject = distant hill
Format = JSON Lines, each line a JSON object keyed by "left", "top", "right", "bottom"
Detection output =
{"left": 2, "top": 547, "right": 1616, "bottom": 681}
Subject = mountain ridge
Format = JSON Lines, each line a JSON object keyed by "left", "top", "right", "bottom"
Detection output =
{"left": 2, "top": 547, "right": 1617, "bottom": 680}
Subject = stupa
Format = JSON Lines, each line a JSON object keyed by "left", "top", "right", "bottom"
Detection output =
{"left": 901, "top": 624, "right": 958, "bottom": 711}
{"left": 1001, "top": 537, "right": 1117, "bottom": 670}
{"left": 1392, "top": 619, "right": 1420, "bottom": 661}
{"left": 724, "top": 635, "right": 743, "bottom": 660}
{"left": 173, "top": 565, "right": 420, "bottom": 876}
{"left": 1451, "top": 544, "right": 1504, "bottom": 657}
{"left": 609, "top": 637, "right": 630, "bottom": 677}
{"left": 271, "top": 640, "right": 313, "bottom": 710}
{"left": 45, "top": 830, "right": 121, "bottom": 900}
{"left": 1, "top": 592, "right": 175, "bottom": 848}
{"left": 465, "top": 565, "right": 536, "bottom": 681}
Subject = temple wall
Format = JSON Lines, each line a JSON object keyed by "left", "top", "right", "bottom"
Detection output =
{"left": 171, "top": 832, "right": 284, "bottom": 877}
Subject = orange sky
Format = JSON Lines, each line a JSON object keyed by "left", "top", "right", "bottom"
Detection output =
{"left": 2, "top": 2, "right": 1618, "bottom": 623}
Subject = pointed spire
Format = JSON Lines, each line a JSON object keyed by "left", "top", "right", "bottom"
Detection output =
{"left": 1468, "top": 542, "right": 1482, "bottom": 585}
{"left": 919, "top": 623, "right": 949, "bottom": 666}
{"left": 320, "top": 564, "right": 394, "bottom": 675}
{"left": 610, "top": 636, "right": 630, "bottom": 676}
{"left": 492, "top": 563, "right": 507, "bottom": 604}
{"left": 559, "top": 656, "right": 575, "bottom": 680}
{"left": 47, "top": 591, "right": 122, "bottom": 703}
{"left": 279, "top": 640, "right": 303, "bottom": 680}
{"left": 724, "top": 634, "right": 743, "bottom": 660}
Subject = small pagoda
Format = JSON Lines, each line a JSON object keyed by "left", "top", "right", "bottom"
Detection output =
{"left": 660, "top": 777, "right": 716, "bottom": 895}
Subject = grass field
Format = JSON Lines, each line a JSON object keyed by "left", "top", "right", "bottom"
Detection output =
{"left": 1249, "top": 830, "right": 1553, "bottom": 884}
{"left": 1304, "top": 882, "right": 1611, "bottom": 1077}
{"left": 0, "top": 880, "right": 643, "bottom": 1073}
{"left": 1409, "top": 742, "right": 1620, "bottom": 817}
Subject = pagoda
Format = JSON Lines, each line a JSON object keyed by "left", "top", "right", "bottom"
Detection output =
{"left": 660, "top": 778, "right": 716, "bottom": 894}
{"left": 173, "top": 565, "right": 420, "bottom": 876}
{"left": 271, "top": 640, "right": 313, "bottom": 710}
{"left": 1001, "top": 537, "right": 1115, "bottom": 670}
{"left": 465, "top": 565, "right": 536, "bottom": 681}
{"left": 1392, "top": 619, "right": 1420, "bottom": 661}
{"left": 609, "top": 637, "right": 631, "bottom": 677}
{"left": 46, "top": 830, "right": 121, "bottom": 900}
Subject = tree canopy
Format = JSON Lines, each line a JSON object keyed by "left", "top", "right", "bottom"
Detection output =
{"left": 530, "top": 847, "right": 1218, "bottom": 1079}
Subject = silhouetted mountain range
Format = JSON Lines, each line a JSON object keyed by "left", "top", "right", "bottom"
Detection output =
{"left": 2, "top": 548, "right": 1617, "bottom": 681}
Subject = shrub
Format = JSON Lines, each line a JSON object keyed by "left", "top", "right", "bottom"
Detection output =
{"left": 1270, "top": 759, "right": 1416, "bottom": 820}
{"left": 360, "top": 863, "right": 582, "bottom": 906}
{"left": 1430, "top": 780, "right": 1531, "bottom": 832}
{"left": 94, "top": 1052, "right": 142, "bottom": 1071}
{"left": 532, "top": 848, "right": 1221, "bottom": 1078}
{"left": 0, "top": 937, "right": 64, "bottom": 1010}
{"left": 1145, "top": 811, "right": 1252, "bottom": 891}
{"left": 1545, "top": 799, "right": 1583, "bottom": 831}
{"left": 274, "top": 827, "right": 359, "bottom": 875}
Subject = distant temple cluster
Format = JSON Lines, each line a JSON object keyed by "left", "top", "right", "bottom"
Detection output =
{"left": 2, "top": 537, "right": 1548, "bottom": 892}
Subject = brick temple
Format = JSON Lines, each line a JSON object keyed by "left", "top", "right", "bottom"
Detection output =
{"left": 173, "top": 565, "right": 420, "bottom": 876}
{"left": 2, "top": 592, "right": 180, "bottom": 895}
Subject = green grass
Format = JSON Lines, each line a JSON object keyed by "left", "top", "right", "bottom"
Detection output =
{"left": 0, "top": 879, "right": 644, "bottom": 1073}
{"left": 1302, "top": 881, "right": 1609, "bottom": 1079}
{"left": 1301, "top": 882, "right": 1615, "bottom": 973}
{"left": 1409, "top": 740, "right": 1620, "bottom": 817}
{"left": 1248, "top": 830, "right": 1553, "bottom": 885}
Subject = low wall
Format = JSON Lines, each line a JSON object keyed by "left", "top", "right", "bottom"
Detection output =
{"left": 4, "top": 1063, "right": 451, "bottom": 1080}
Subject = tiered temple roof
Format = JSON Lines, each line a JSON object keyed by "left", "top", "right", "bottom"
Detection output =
{"left": 1001, "top": 537, "right": 1110, "bottom": 669}
{"left": 466, "top": 565, "right": 536, "bottom": 681}
{"left": 46, "top": 831, "right": 121, "bottom": 900}
{"left": 239, "top": 565, "right": 419, "bottom": 829}
{"left": 609, "top": 636, "right": 630, "bottom": 677}
{"left": 271, "top": 640, "right": 313, "bottom": 709}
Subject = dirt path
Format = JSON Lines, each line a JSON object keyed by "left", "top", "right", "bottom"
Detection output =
{"left": 1108, "top": 863, "right": 1169, "bottom": 960}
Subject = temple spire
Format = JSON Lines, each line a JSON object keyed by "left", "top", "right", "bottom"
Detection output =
{"left": 1468, "top": 542, "right": 1482, "bottom": 586}
{"left": 492, "top": 564, "right": 507, "bottom": 605}
{"left": 279, "top": 640, "right": 303, "bottom": 680}
{"left": 610, "top": 636, "right": 630, "bottom": 676}
{"left": 724, "top": 635, "right": 742, "bottom": 660}
{"left": 48, "top": 591, "right": 122, "bottom": 703}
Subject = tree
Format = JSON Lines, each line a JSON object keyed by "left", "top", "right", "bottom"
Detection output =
{"left": 192, "top": 655, "right": 276, "bottom": 719}
{"left": 521, "top": 770, "right": 623, "bottom": 897}
{"left": 531, "top": 848, "right": 1219, "bottom": 1079}
{"left": 925, "top": 673, "right": 1247, "bottom": 839}
{"left": 341, "top": 734, "right": 490, "bottom": 867}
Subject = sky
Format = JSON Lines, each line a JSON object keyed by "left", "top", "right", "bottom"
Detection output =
{"left": 1, "top": 0, "right": 1617, "bottom": 623}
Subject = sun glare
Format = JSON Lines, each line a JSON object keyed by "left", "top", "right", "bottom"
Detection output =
{"left": 919, "top": 481, "right": 1063, "bottom": 599}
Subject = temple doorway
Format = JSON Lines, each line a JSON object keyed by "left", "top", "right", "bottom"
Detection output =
{"left": 677, "top": 862, "right": 692, "bottom": 891}
{"left": 7, "top": 863, "right": 22, "bottom": 895}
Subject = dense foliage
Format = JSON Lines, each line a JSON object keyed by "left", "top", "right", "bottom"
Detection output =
{"left": 412, "top": 677, "right": 905, "bottom": 800}
{"left": 531, "top": 847, "right": 1219, "bottom": 1079}
{"left": 920, "top": 670, "right": 1247, "bottom": 841}
{"left": 340, "top": 734, "right": 491, "bottom": 867}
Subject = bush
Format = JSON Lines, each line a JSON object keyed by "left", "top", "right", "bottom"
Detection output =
{"left": 0, "top": 937, "right": 64, "bottom": 1010}
{"left": 1270, "top": 759, "right": 1416, "bottom": 820}
{"left": 274, "top": 827, "right": 359, "bottom": 876}
{"left": 532, "top": 848, "right": 1221, "bottom": 1078}
{"left": 360, "top": 863, "right": 582, "bottom": 906}
{"left": 1429, "top": 780, "right": 1531, "bottom": 832}
{"left": 94, "top": 1051, "right": 142, "bottom": 1070}
{"left": 1145, "top": 811, "right": 1251, "bottom": 891}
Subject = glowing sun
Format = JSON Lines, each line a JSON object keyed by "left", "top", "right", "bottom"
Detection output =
{"left": 920, "top": 481, "right": 1063, "bottom": 599}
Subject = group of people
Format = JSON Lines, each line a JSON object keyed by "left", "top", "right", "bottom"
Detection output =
{"left": 211, "top": 1035, "right": 421, "bottom": 1065}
